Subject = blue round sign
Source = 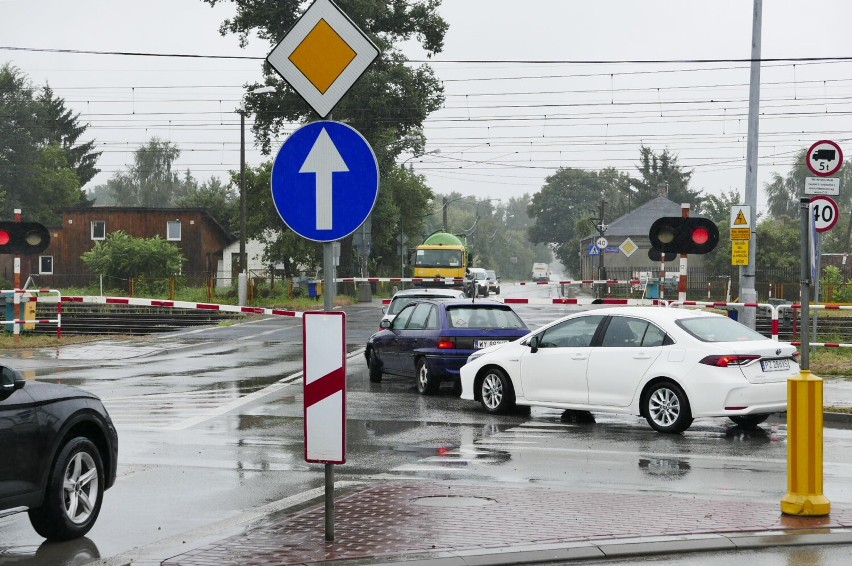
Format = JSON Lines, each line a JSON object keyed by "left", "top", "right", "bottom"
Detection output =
{"left": 271, "top": 121, "right": 379, "bottom": 242}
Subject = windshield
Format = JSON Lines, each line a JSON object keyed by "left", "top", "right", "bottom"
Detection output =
{"left": 677, "top": 317, "right": 768, "bottom": 342}
{"left": 415, "top": 248, "right": 463, "bottom": 268}
{"left": 447, "top": 306, "right": 526, "bottom": 329}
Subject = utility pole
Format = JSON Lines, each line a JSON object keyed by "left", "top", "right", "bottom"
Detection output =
{"left": 740, "top": 0, "right": 762, "bottom": 329}
{"left": 595, "top": 200, "right": 607, "bottom": 299}
{"left": 442, "top": 196, "right": 448, "bottom": 232}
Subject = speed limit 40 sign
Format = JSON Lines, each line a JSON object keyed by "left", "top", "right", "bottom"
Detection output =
{"left": 811, "top": 195, "right": 839, "bottom": 233}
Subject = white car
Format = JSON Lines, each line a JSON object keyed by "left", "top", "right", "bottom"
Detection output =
{"left": 460, "top": 306, "right": 799, "bottom": 434}
{"left": 381, "top": 287, "right": 467, "bottom": 327}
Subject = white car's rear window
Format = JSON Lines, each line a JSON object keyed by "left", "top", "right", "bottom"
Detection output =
{"left": 677, "top": 317, "right": 767, "bottom": 342}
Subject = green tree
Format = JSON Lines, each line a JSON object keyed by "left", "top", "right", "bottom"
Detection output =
{"left": 203, "top": 0, "right": 447, "bottom": 276}
{"left": 633, "top": 146, "right": 702, "bottom": 208}
{"left": 81, "top": 230, "right": 186, "bottom": 281}
{"left": 175, "top": 175, "right": 238, "bottom": 232}
{"left": 106, "top": 138, "right": 183, "bottom": 207}
{"left": 0, "top": 64, "right": 97, "bottom": 223}
{"left": 528, "top": 168, "right": 624, "bottom": 276}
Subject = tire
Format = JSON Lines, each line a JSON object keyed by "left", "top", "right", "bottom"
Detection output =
{"left": 481, "top": 286, "right": 489, "bottom": 297}
{"left": 368, "top": 350, "right": 382, "bottom": 383}
{"left": 29, "top": 437, "right": 104, "bottom": 540}
{"left": 643, "top": 382, "right": 693, "bottom": 434}
{"left": 479, "top": 368, "right": 515, "bottom": 414}
{"left": 729, "top": 414, "right": 771, "bottom": 428}
{"left": 495, "top": 287, "right": 500, "bottom": 295}
{"left": 416, "top": 358, "right": 439, "bottom": 395}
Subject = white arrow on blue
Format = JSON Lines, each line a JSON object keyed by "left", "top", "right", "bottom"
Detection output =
{"left": 299, "top": 127, "right": 349, "bottom": 230}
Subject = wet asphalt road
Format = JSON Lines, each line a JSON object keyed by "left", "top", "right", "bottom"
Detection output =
{"left": 2, "top": 284, "right": 852, "bottom": 564}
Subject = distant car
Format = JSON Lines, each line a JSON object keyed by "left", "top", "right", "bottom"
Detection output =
{"left": 484, "top": 270, "right": 500, "bottom": 295}
{"left": 366, "top": 299, "right": 529, "bottom": 394}
{"left": 381, "top": 288, "right": 467, "bottom": 327}
{"left": 0, "top": 365, "right": 118, "bottom": 539}
{"left": 464, "top": 268, "right": 489, "bottom": 297}
{"left": 460, "top": 306, "right": 800, "bottom": 434}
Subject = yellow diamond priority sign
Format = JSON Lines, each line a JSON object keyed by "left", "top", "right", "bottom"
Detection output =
{"left": 267, "top": 0, "right": 379, "bottom": 118}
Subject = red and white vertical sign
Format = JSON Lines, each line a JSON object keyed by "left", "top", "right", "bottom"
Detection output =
{"left": 303, "top": 311, "right": 346, "bottom": 464}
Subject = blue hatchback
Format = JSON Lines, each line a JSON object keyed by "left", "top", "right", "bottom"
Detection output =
{"left": 365, "top": 299, "right": 529, "bottom": 394}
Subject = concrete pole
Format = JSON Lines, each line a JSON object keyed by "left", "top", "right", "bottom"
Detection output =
{"left": 740, "top": 0, "right": 762, "bottom": 329}
{"left": 678, "top": 204, "right": 689, "bottom": 302}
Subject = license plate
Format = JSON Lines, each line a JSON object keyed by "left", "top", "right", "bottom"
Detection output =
{"left": 761, "top": 358, "right": 790, "bottom": 372}
{"left": 474, "top": 340, "right": 507, "bottom": 349}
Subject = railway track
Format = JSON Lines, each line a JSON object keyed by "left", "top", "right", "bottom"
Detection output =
{"left": 31, "top": 303, "right": 245, "bottom": 335}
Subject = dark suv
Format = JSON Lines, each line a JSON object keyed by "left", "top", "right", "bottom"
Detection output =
{"left": 0, "top": 365, "right": 118, "bottom": 540}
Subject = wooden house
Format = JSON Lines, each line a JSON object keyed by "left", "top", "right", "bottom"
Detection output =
{"left": 2, "top": 208, "right": 235, "bottom": 289}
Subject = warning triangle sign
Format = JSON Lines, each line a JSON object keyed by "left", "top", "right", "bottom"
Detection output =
{"left": 734, "top": 210, "right": 748, "bottom": 225}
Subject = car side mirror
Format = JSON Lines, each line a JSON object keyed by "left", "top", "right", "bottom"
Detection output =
{"left": 528, "top": 334, "right": 540, "bottom": 354}
{"left": 0, "top": 366, "right": 25, "bottom": 398}
{"left": 380, "top": 319, "right": 391, "bottom": 329}
{"left": 381, "top": 307, "right": 387, "bottom": 314}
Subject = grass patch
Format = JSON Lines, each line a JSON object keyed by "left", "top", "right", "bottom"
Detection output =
{"left": 0, "top": 333, "right": 123, "bottom": 350}
{"left": 809, "top": 347, "right": 852, "bottom": 377}
{"left": 826, "top": 406, "right": 852, "bottom": 414}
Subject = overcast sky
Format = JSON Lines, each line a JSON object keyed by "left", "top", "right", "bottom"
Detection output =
{"left": 3, "top": 0, "right": 852, "bottom": 211}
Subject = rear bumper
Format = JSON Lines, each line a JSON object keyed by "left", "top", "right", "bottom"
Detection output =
{"left": 425, "top": 353, "right": 470, "bottom": 380}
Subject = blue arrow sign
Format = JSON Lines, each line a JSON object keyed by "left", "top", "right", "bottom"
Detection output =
{"left": 271, "top": 121, "right": 379, "bottom": 242}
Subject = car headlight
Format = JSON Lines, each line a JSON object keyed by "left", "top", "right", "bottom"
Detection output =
{"left": 467, "top": 350, "right": 487, "bottom": 364}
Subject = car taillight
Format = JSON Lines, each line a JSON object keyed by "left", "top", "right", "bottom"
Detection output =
{"left": 437, "top": 337, "right": 456, "bottom": 349}
{"left": 699, "top": 354, "right": 761, "bottom": 367}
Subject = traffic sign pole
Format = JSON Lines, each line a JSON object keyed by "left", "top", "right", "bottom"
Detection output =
{"left": 782, "top": 198, "right": 830, "bottom": 516}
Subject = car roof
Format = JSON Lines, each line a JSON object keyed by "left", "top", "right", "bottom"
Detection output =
{"left": 415, "top": 298, "right": 509, "bottom": 308}
{"left": 575, "top": 306, "right": 725, "bottom": 321}
{"left": 391, "top": 288, "right": 465, "bottom": 298}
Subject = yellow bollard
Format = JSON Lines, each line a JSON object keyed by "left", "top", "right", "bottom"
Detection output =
{"left": 781, "top": 369, "right": 830, "bottom": 516}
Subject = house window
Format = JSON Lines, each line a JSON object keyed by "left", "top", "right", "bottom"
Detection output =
{"left": 91, "top": 220, "right": 105, "bottom": 240}
{"left": 167, "top": 220, "right": 181, "bottom": 241}
{"left": 39, "top": 256, "right": 53, "bottom": 275}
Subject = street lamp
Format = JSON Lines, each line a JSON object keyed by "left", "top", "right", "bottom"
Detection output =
{"left": 239, "top": 86, "right": 276, "bottom": 283}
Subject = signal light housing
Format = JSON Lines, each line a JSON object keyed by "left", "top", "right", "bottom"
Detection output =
{"left": 647, "top": 248, "right": 677, "bottom": 263}
{"left": 648, "top": 217, "right": 719, "bottom": 255}
{"left": 0, "top": 222, "right": 51, "bottom": 255}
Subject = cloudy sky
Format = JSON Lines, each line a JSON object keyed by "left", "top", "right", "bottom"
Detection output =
{"left": 3, "top": 0, "right": 852, "bottom": 209}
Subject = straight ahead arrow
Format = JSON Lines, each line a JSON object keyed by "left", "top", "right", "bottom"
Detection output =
{"left": 299, "top": 128, "right": 349, "bottom": 230}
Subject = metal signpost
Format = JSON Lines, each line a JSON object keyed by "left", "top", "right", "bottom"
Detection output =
{"left": 781, "top": 142, "right": 842, "bottom": 517}
{"left": 266, "top": 0, "right": 380, "bottom": 541}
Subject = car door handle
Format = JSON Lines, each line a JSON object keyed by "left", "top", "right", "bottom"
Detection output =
{"left": 633, "top": 353, "right": 652, "bottom": 360}
{"left": 570, "top": 353, "right": 588, "bottom": 360}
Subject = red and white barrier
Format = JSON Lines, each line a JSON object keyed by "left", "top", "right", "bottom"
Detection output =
{"left": 60, "top": 295, "right": 304, "bottom": 318}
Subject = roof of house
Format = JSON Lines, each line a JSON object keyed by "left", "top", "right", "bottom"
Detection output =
{"left": 585, "top": 197, "right": 685, "bottom": 239}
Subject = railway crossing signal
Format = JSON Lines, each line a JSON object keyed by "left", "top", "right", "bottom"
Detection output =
{"left": 0, "top": 222, "right": 50, "bottom": 254}
{"left": 649, "top": 217, "right": 719, "bottom": 255}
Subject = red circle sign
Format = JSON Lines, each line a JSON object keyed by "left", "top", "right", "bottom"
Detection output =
{"left": 810, "top": 195, "right": 839, "bottom": 233}
{"left": 807, "top": 140, "right": 843, "bottom": 177}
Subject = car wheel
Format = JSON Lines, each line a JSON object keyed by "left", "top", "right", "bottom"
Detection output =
{"left": 28, "top": 437, "right": 104, "bottom": 540}
{"left": 368, "top": 350, "right": 382, "bottom": 383}
{"left": 644, "top": 382, "right": 693, "bottom": 434}
{"left": 495, "top": 287, "right": 500, "bottom": 295}
{"left": 479, "top": 368, "right": 515, "bottom": 414}
{"left": 481, "top": 286, "right": 489, "bottom": 297}
{"left": 416, "top": 358, "right": 439, "bottom": 395}
{"left": 729, "top": 414, "right": 771, "bottom": 428}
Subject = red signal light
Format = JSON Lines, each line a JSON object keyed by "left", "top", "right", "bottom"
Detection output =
{"left": 692, "top": 227, "right": 710, "bottom": 245}
{"left": 0, "top": 222, "right": 51, "bottom": 254}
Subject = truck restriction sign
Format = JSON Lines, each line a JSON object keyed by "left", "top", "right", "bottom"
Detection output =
{"left": 806, "top": 140, "right": 843, "bottom": 177}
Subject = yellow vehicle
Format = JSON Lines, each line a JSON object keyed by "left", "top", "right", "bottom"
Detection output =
{"left": 412, "top": 231, "right": 471, "bottom": 288}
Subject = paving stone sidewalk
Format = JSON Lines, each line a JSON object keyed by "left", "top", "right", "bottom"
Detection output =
{"left": 163, "top": 483, "right": 852, "bottom": 566}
